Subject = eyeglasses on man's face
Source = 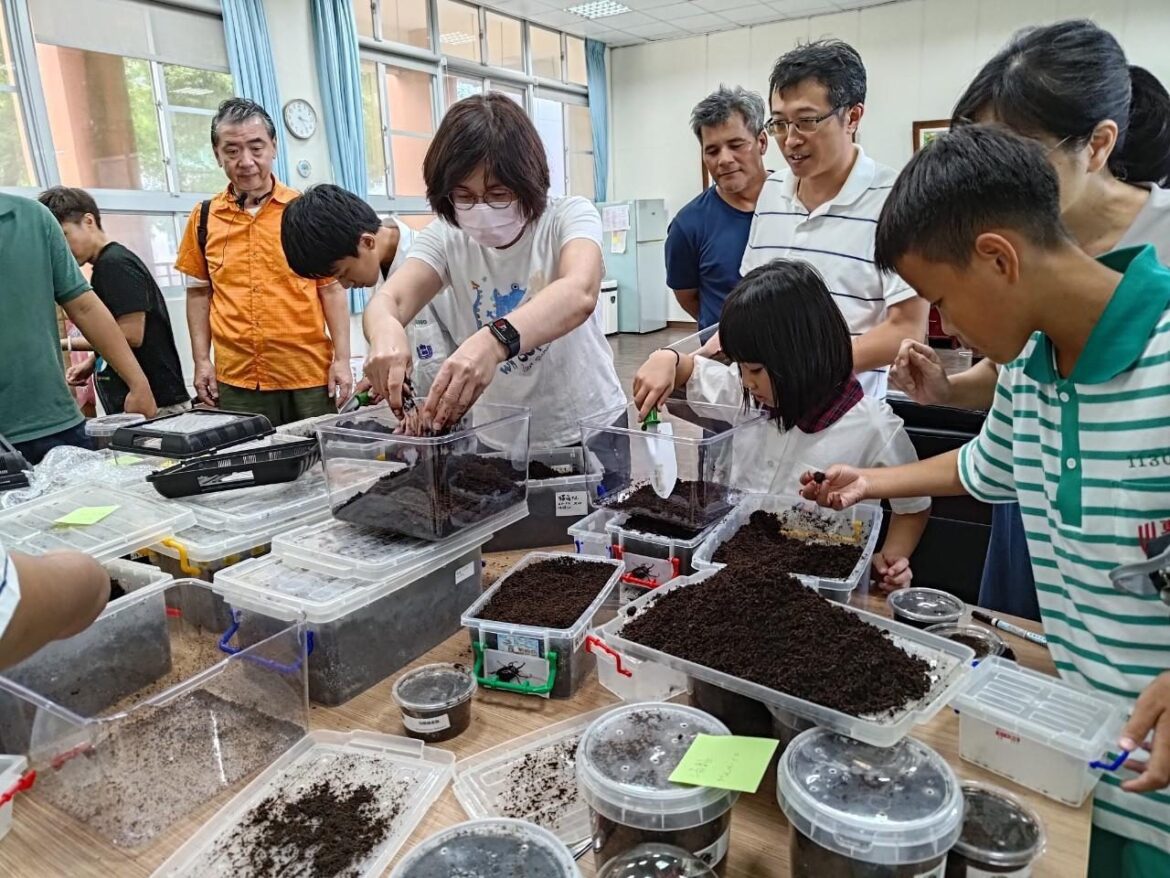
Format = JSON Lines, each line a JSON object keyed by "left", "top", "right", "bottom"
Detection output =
{"left": 765, "top": 107, "right": 846, "bottom": 137}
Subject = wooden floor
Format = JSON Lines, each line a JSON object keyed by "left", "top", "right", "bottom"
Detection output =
{"left": 607, "top": 326, "right": 692, "bottom": 393}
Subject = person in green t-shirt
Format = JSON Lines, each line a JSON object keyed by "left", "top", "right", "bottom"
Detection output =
{"left": 0, "top": 194, "right": 156, "bottom": 463}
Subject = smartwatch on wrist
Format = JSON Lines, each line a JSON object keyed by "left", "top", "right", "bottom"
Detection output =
{"left": 488, "top": 318, "right": 522, "bottom": 359}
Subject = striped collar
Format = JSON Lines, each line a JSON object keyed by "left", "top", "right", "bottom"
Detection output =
{"left": 797, "top": 374, "right": 864, "bottom": 433}
{"left": 779, "top": 146, "right": 877, "bottom": 211}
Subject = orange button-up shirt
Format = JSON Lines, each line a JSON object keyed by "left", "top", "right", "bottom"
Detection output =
{"left": 175, "top": 180, "right": 334, "bottom": 391}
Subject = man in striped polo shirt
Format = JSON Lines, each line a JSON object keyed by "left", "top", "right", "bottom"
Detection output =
{"left": 740, "top": 40, "right": 928, "bottom": 397}
{"left": 800, "top": 125, "right": 1170, "bottom": 877}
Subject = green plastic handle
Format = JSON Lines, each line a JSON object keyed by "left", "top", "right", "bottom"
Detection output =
{"left": 472, "top": 640, "right": 558, "bottom": 696}
{"left": 641, "top": 407, "right": 660, "bottom": 431}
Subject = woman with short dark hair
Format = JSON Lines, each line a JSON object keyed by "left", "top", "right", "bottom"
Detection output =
{"left": 362, "top": 93, "right": 624, "bottom": 448}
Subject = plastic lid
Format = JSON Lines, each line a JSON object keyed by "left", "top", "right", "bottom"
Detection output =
{"left": 576, "top": 702, "right": 737, "bottom": 832}
{"left": 145, "top": 411, "right": 247, "bottom": 433}
{"left": 393, "top": 663, "right": 476, "bottom": 712}
{"left": 0, "top": 485, "right": 194, "bottom": 561}
{"left": 953, "top": 782, "right": 1045, "bottom": 868}
{"left": 598, "top": 843, "right": 717, "bottom": 878}
{"left": 924, "top": 623, "right": 1006, "bottom": 661}
{"left": 389, "top": 818, "right": 580, "bottom": 878}
{"left": 150, "top": 507, "right": 330, "bottom": 564}
{"left": 85, "top": 413, "right": 145, "bottom": 437}
{"left": 952, "top": 656, "right": 1126, "bottom": 762}
{"left": 887, "top": 588, "right": 965, "bottom": 624}
{"left": 161, "top": 467, "right": 329, "bottom": 533}
{"left": 776, "top": 727, "right": 963, "bottom": 866}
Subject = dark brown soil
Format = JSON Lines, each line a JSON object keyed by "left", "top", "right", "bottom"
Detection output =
{"left": 606, "top": 480, "right": 732, "bottom": 528}
{"left": 712, "top": 511, "right": 862, "bottom": 579}
{"left": 945, "top": 787, "right": 1042, "bottom": 877}
{"left": 791, "top": 825, "right": 944, "bottom": 877}
{"left": 332, "top": 453, "right": 523, "bottom": 540}
{"left": 477, "top": 557, "right": 616, "bottom": 629}
{"left": 239, "top": 779, "right": 394, "bottom": 877}
{"left": 498, "top": 736, "right": 580, "bottom": 830}
{"left": 621, "top": 514, "right": 704, "bottom": 541}
{"left": 528, "top": 459, "right": 578, "bottom": 480}
{"left": 949, "top": 633, "right": 993, "bottom": 659}
{"left": 108, "top": 579, "right": 126, "bottom": 602}
{"left": 622, "top": 569, "right": 932, "bottom": 717}
{"left": 592, "top": 810, "right": 731, "bottom": 876}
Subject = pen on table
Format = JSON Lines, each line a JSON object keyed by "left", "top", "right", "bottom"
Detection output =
{"left": 971, "top": 609, "right": 1048, "bottom": 647}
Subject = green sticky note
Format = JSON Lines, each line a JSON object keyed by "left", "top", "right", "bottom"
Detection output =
{"left": 668, "top": 734, "right": 780, "bottom": 794}
{"left": 54, "top": 505, "right": 119, "bottom": 527}
{"left": 113, "top": 454, "right": 144, "bottom": 466}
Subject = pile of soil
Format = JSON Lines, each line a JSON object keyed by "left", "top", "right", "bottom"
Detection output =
{"left": 607, "top": 480, "right": 732, "bottom": 528}
{"left": 791, "top": 826, "right": 945, "bottom": 878}
{"left": 622, "top": 569, "right": 932, "bottom": 717}
{"left": 332, "top": 453, "right": 523, "bottom": 539}
{"left": 498, "top": 736, "right": 581, "bottom": 830}
{"left": 621, "top": 514, "right": 703, "bottom": 541}
{"left": 477, "top": 557, "right": 616, "bottom": 629}
{"left": 948, "top": 632, "right": 994, "bottom": 659}
{"left": 108, "top": 578, "right": 126, "bottom": 602}
{"left": 946, "top": 786, "right": 1042, "bottom": 877}
{"left": 712, "top": 510, "right": 862, "bottom": 580}
{"left": 528, "top": 460, "right": 578, "bottom": 480}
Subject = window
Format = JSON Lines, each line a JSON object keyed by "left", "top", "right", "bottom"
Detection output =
{"left": 0, "top": 4, "right": 35, "bottom": 187}
{"left": 360, "top": 61, "right": 387, "bottom": 196}
{"left": 354, "top": 0, "right": 375, "bottom": 37}
{"left": 535, "top": 95, "right": 593, "bottom": 199}
{"left": 530, "top": 26, "right": 562, "bottom": 80}
{"left": 102, "top": 213, "right": 183, "bottom": 292}
{"left": 568, "top": 103, "right": 594, "bottom": 198}
{"left": 484, "top": 12, "right": 522, "bottom": 72}
{"left": 494, "top": 84, "right": 526, "bottom": 108}
{"left": 163, "top": 64, "right": 235, "bottom": 193}
{"left": 380, "top": 0, "right": 430, "bottom": 50}
{"left": 534, "top": 97, "right": 565, "bottom": 198}
{"left": 444, "top": 72, "right": 482, "bottom": 107}
{"left": 437, "top": 0, "right": 480, "bottom": 64}
{"left": 566, "top": 36, "right": 587, "bottom": 86}
{"left": 363, "top": 60, "right": 437, "bottom": 202}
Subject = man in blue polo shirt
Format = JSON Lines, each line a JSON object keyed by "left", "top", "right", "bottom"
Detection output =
{"left": 666, "top": 86, "right": 769, "bottom": 330}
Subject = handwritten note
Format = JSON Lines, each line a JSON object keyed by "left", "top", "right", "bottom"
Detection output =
{"left": 54, "top": 505, "right": 119, "bottom": 527}
{"left": 668, "top": 734, "right": 779, "bottom": 793}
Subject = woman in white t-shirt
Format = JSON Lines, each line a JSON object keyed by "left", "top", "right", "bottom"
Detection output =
{"left": 634, "top": 259, "right": 932, "bottom": 590}
{"left": 362, "top": 93, "right": 624, "bottom": 449}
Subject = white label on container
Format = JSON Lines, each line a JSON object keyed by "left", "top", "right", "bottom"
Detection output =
{"left": 551, "top": 463, "right": 574, "bottom": 475}
{"left": 485, "top": 648, "right": 550, "bottom": 687}
{"left": 455, "top": 561, "right": 476, "bottom": 584}
{"left": 402, "top": 712, "right": 451, "bottom": 733}
{"left": 693, "top": 828, "right": 730, "bottom": 867}
{"left": 555, "top": 491, "right": 587, "bottom": 516}
{"left": 912, "top": 864, "right": 945, "bottom": 878}
{"left": 496, "top": 634, "right": 542, "bottom": 657}
{"left": 964, "top": 867, "right": 1029, "bottom": 878}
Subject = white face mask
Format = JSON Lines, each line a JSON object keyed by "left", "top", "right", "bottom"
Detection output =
{"left": 458, "top": 203, "right": 527, "bottom": 248}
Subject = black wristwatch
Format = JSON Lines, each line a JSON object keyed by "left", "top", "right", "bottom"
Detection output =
{"left": 488, "top": 317, "right": 522, "bottom": 359}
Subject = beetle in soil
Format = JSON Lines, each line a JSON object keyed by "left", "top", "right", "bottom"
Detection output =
{"left": 629, "top": 564, "right": 658, "bottom": 583}
{"left": 495, "top": 660, "right": 533, "bottom": 683}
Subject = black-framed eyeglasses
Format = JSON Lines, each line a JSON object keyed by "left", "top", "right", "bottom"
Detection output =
{"left": 765, "top": 107, "right": 846, "bottom": 136}
{"left": 449, "top": 191, "right": 515, "bottom": 211}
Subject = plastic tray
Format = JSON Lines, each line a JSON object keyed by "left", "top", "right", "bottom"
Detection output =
{"left": 692, "top": 493, "right": 883, "bottom": 598}
{"left": 146, "top": 434, "right": 321, "bottom": 498}
{"left": 953, "top": 656, "right": 1128, "bottom": 805}
{"left": 0, "top": 485, "right": 195, "bottom": 561}
{"left": 0, "top": 435, "right": 29, "bottom": 493}
{"left": 153, "top": 730, "right": 455, "bottom": 877}
{"left": 85, "top": 413, "right": 146, "bottom": 448}
{"left": 109, "top": 409, "right": 274, "bottom": 459}
{"left": 592, "top": 570, "right": 975, "bottom": 748}
{"left": 453, "top": 706, "right": 614, "bottom": 845}
{"left": 568, "top": 508, "right": 616, "bottom": 559}
{"left": 461, "top": 552, "right": 623, "bottom": 699}
{"left": 147, "top": 467, "right": 330, "bottom": 534}
{"left": 0, "top": 753, "right": 28, "bottom": 841}
{"left": 274, "top": 503, "right": 527, "bottom": 581}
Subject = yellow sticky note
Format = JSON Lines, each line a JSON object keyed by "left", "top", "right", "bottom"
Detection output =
{"left": 54, "top": 505, "right": 119, "bottom": 527}
{"left": 668, "top": 734, "right": 780, "bottom": 794}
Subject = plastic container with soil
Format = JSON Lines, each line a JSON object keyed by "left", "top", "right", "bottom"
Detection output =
{"left": 486, "top": 446, "right": 604, "bottom": 551}
{"left": 888, "top": 587, "right": 965, "bottom": 629}
{"left": 952, "top": 656, "right": 1128, "bottom": 806}
{"left": 108, "top": 408, "right": 273, "bottom": 458}
{"left": 0, "top": 579, "right": 309, "bottom": 848}
{"left": 778, "top": 727, "right": 964, "bottom": 878}
{"left": 453, "top": 706, "right": 615, "bottom": 846}
{"left": 154, "top": 730, "right": 455, "bottom": 878}
{"left": 581, "top": 401, "right": 768, "bottom": 530}
{"left": 609, "top": 510, "right": 725, "bottom": 594}
{"left": 926, "top": 623, "right": 1014, "bottom": 665}
{"left": 599, "top": 844, "right": 718, "bottom": 878}
{"left": 571, "top": 508, "right": 618, "bottom": 559}
{"left": 103, "top": 557, "right": 173, "bottom": 605}
{"left": 84, "top": 413, "right": 145, "bottom": 449}
{"left": 946, "top": 782, "right": 1045, "bottom": 877}
{"left": 461, "top": 552, "right": 623, "bottom": 699}
{"left": 392, "top": 663, "right": 476, "bottom": 742}
{"left": 215, "top": 526, "right": 487, "bottom": 706}
{"left": 0, "top": 754, "right": 29, "bottom": 841}
{"left": 692, "top": 493, "right": 882, "bottom": 601}
{"left": 576, "top": 702, "right": 738, "bottom": 875}
{"left": 592, "top": 569, "right": 974, "bottom": 747}
{"left": 318, "top": 402, "right": 530, "bottom": 541}
{"left": 389, "top": 817, "right": 582, "bottom": 878}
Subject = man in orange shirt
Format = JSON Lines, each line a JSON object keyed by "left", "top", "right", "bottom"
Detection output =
{"left": 175, "top": 98, "right": 351, "bottom": 425}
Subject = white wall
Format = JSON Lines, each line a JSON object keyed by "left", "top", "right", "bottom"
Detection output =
{"left": 611, "top": 0, "right": 1170, "bottom": 270}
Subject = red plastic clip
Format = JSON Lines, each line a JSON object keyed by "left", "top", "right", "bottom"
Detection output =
{"left": 0, "top": 770, "right": 36, "bottom": 807}
{"left": 611, "top": 545, "right": 624, "bottom": 561}
{"left": 585, "top": 635, "right": 632, "bottom": 677}
{"left": 49, "top": 743, "right": 94, "bottom": 771}
{"left": 165, "top": 607, "right": 182, "bottom": 618}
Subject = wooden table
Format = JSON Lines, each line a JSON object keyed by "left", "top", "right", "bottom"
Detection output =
{"left": 0, "top": 549, "right": 1092, "bottom": 877}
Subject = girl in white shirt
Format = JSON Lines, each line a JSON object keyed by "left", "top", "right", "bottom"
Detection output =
{"left": 634, "top": 258, "right": 931, "bottom": 590}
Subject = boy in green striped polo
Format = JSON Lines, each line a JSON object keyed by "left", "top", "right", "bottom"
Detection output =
{"left": 798, "top": 124, "right": 1170, "bottom": 877}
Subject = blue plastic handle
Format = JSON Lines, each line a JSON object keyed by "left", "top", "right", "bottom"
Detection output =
{"left": 218, "top": 612, "right": 314, "bottom": 674}
{"left": 1089, "top": 750, "right": 1130, "bottom": 772}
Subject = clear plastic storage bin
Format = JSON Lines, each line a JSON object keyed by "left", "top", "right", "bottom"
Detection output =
{"left": 580, "top": 402, "right": 768, "bottom": 530}
{"left": 461, "top": 552, "right": 623, "bottom": 699}
{"left": 155, "top": 730, "right": 455, "bottom": 877}
{"left": 0, "top": 580, "right": 308, "bottom": 848}
{"left": 952, "top": 656, "right": 1128, "bottom": 806}
{"left": 390, "top": 818, "right": 582, "bottom": 878}
{"left": 104, "top": 557, "right": 173, "bottom": 605}
{"left": 486, "top": 447, "right": 604, "bottom": 551}
{"left": 569, "top": 508, "right": 617, "bottom": 559}
{"left": 84, "top": 413, "right": 145, "bottom": 449}
{"left": 692, "top": 493, "right": 883, "bottom": 601}
{"left": 592, "top": 570, "right": 974, "bottom": 748}
{"left": 319, "top": 403, "right": 530, "bottom": 541}
{"left": 609, "top": 511, "right": 725, "bottom": 598}
{"left": 0, "top": 754, "right": 28, "bottom": 841}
